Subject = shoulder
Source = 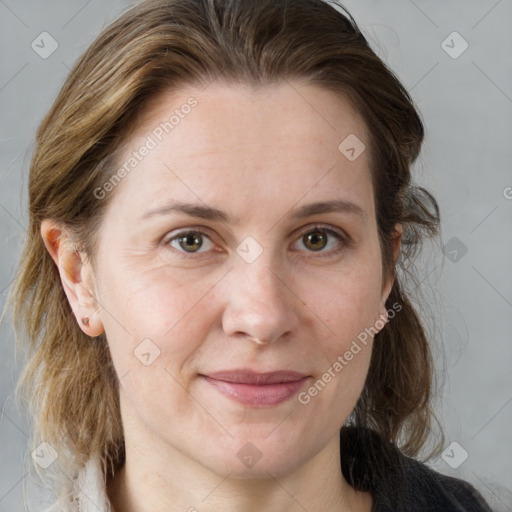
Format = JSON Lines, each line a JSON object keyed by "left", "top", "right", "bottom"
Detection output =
{"left": 339, "top": 426, "right": 493, "bottom": 512}
{"left": 38, "top": 455, "right": 111, "bottom": 512}
{"left": 394, "top": 454, "right": 493, "bottom": 511}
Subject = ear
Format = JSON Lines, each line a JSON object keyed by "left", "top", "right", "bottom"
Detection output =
{"left": 379, "top": 223, "right": 403, "bottom": 318}
{"left": 40, "top": 219, "right": 104, "bottom": 337}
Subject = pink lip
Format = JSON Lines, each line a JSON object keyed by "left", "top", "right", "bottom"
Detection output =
{"left": 200, "top": 370, "right": 309, "bottom": 407}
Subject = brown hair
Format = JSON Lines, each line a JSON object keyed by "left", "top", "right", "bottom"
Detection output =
{"left": 7, "top": 0, "right": 444, "bottom": 502}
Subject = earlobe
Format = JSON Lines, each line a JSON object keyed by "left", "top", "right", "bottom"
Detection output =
{"left": 79, "top": 313, "right": 104, "bottom": 337}
{"left": 40, "top": 219, "right": 105, "bottom": 337}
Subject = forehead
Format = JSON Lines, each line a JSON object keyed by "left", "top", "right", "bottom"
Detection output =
{"left": 107, "top": 80, "right": 374, "bottom": 222}
{"left": 133, "top": 80, "right": 369, "bottom": 157}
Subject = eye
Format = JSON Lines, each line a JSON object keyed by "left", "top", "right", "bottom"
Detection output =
{"left": 162, "top": 224, "right": 348, "bottom": 259}
{"left": 164, "top": 229, "right": 215, "bottom": 256}
{"left": 292, "top": 224, "right": 347, "bottom": 256}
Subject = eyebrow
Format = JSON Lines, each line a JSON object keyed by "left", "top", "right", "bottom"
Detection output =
{"left": 140, "top": 199, "right": 367, "bottom": 224}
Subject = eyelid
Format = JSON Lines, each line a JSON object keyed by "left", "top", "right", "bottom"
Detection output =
{"left": 292, "top": 223, "right": 348, "bottom": 257}
{"left": 295, "top": 223, "right": 347, "bottom": 240}
{"left": 162, "top": 225, "right": 208, "bottom": 239}
{"left": 162, "top": 223, "right": 349, "bottom": 258}
{"left": 161, "top": 225, "right": 218, "bottom": 253}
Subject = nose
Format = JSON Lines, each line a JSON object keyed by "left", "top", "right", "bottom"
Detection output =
{"left": 221, "top": 256, "right": 300, "bottom": 345}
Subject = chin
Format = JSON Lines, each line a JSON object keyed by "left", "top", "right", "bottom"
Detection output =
{"left": 212, "top": 455, "right": 305, "bottom": 481}
{"left": 195, "top": 434, "right": 311, "bottom": 480}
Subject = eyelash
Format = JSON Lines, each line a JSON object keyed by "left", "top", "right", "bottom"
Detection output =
{"left": 162, "top": 224, "right": 349, "bottom": 259}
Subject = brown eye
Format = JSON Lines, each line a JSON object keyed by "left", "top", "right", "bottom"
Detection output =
{"left": 303, "top": 230, "right": 328, "bottom": 251}
{"left": 165, "top": 230, "right": 215, "bottom": 256}
{"left": 177, "top": 232, "right": 203, "bottom": 252}
{"left": 293, "top": 225, "right": 347, "bottom": 257}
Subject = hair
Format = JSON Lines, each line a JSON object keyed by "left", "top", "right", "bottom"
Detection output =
{"left": 6, "top": 0, "right": 445, "bottom": 504}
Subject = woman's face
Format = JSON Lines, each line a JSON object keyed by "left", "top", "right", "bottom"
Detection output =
{"left": 83, "top": 81, "right": 398, "bottom": 478}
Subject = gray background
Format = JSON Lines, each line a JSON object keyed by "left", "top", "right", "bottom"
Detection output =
{"left": 1, "top": 0, "right": 511, "bottom": 510}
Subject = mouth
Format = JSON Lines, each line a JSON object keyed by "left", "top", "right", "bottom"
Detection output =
{"left": 199, "top": 369, "right": 310, "bottom": 407}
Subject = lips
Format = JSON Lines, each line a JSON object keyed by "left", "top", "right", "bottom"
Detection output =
{"left": 203, "top": 369, "right": 307, "bottom": 384}
{"left": 199, "top": 369, "right": 309, "bottom": 407}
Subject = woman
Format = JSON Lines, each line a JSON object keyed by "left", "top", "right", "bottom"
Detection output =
{"left": 8, "top": 0, "right": 494, "bottom": 510}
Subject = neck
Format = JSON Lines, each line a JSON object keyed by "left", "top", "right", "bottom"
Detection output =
{"left": 107, "top": 433, "right": 372, "bottom": 512}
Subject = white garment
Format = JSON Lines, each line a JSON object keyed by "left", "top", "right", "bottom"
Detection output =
{"left": 43, "top": 456, "right": 111, "bottom": 512}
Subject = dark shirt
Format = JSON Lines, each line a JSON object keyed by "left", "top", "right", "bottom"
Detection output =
{"left": 339, "top": 426, "right": 493, "bottom": 511}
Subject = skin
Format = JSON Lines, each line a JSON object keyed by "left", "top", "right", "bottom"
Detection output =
{"left": 42, "top": 81, "right": 402, "bottom": 512}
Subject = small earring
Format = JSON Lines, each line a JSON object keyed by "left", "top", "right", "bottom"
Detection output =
{"left": 81, "top": 317, "right": 90, "bottom": 326}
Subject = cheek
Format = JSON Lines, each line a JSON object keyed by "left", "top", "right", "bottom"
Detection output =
{"left": 298, "top": 265, "right": 383, "bottom": 347}
{"left": 95, "top": 264, "right": 214, "bottom": 369}
{"left": 99, "top": 272, "right": 216, "bottom": 422}
{"left": 292, "top": 265, "right": 382, "bottom": 404}
{"left": 295, "top": 277, "right": 378, "bottom": 420}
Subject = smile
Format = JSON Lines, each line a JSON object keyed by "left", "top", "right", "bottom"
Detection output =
{"left": 199, "top": 370, "right": 310, "bottom": 407}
